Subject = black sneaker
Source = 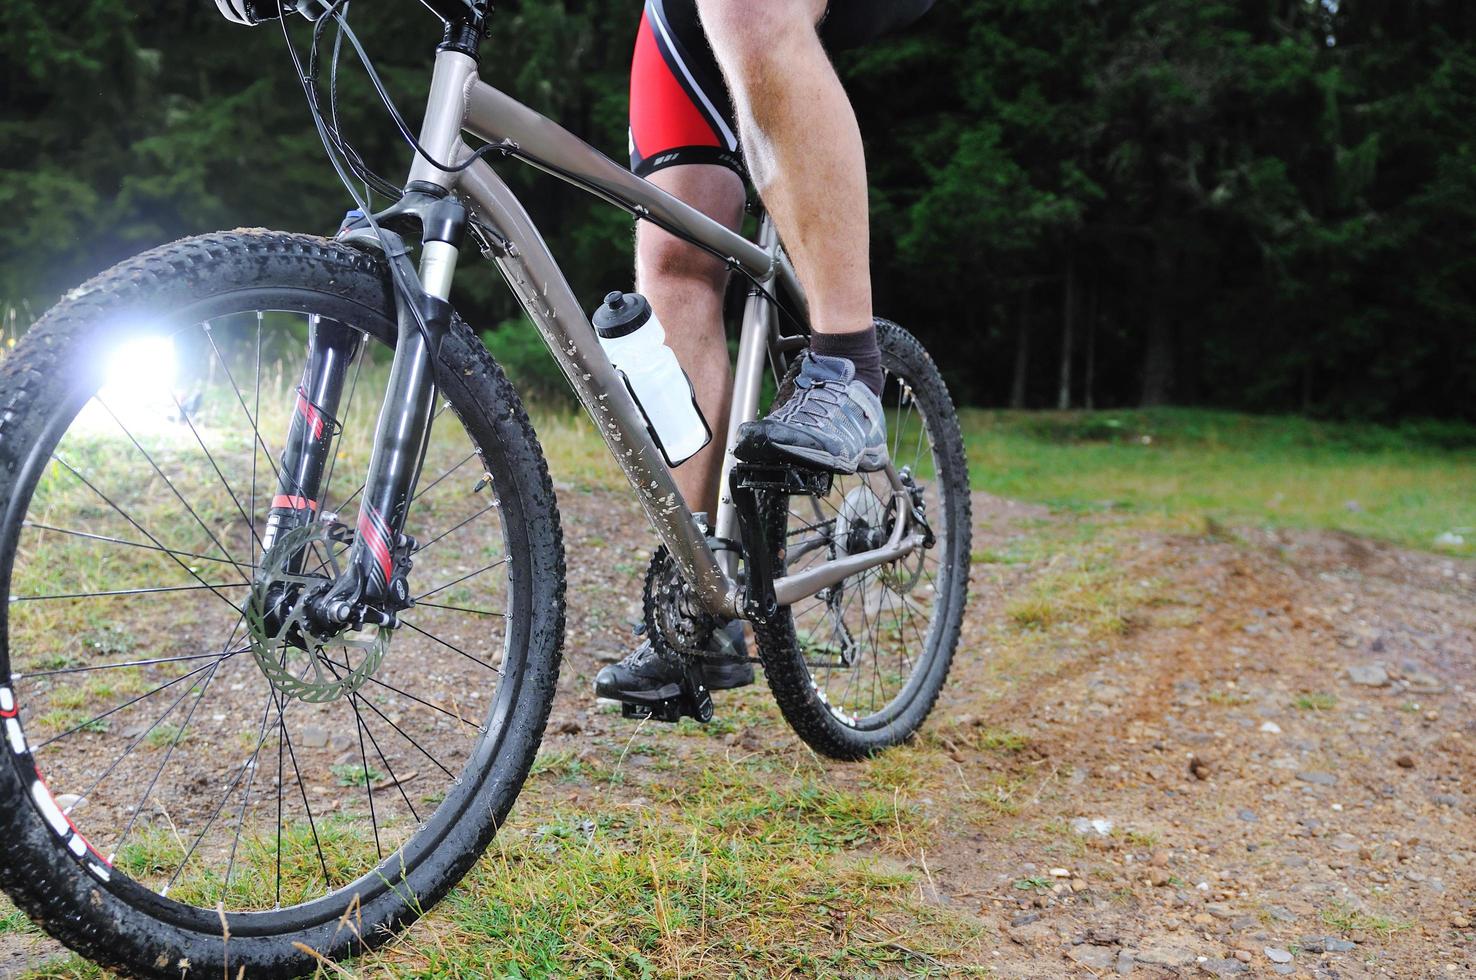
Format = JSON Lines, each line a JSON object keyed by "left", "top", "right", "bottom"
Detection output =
{"left": 734, "top": 352, "right": 889, "bottom": 474}
{"left": 594, "top": 621, "right": 754, "bottom": 704}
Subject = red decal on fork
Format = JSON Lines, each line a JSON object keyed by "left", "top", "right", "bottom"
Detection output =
{"left": 295, "top": 390, "right": 326, "bottom": 441}
{"left": 271, "top": 495, "right": 320, "bottom": 512}
{"left": 357, "top": 503, "right": 394, "bottom": 588}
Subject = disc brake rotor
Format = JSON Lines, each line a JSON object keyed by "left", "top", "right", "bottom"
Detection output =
{"left": 246, "top": 522, "right": 388, "bottom": 703}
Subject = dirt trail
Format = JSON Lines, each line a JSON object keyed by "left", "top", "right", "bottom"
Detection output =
{"left": 545, "top": 488, "right": 1476, "bottom": 978}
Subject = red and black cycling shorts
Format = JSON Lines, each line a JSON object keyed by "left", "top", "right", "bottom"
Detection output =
{"left": 629, "top": 0, "right": 935, "bottom": 178}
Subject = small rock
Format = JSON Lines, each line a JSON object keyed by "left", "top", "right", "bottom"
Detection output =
{"left": 1236, "top": 808, "right": 1258, "bottom": 823}
{"left": 54, "top": 793, "right": 84, "bottom": 813}
{"left": 1189, "top": 755, "right": 1212, "bottom": 780}
{"left": 1068, "top": 946, "right": 1117, "bottom": 970}
{"left": 1451, "top": 913, "right": 1470, "bottom": 929}
{"left": 1346, "top": 664, "right": 1389, "bottom": 687}
{"left": 1205, "top": 903, "right": 1235, "bottom": 919}
{"left": 1259, "top": 721, "right": 1282, "bottom": 734}
{"left": 1273, "top": 965, "right": 1295, "bottom": 975}
{"left": 1007, "top": 920, "right": 1057, "bottom": 945}
{"left": 1148, "top": 867, "right": 1172, "bottom": 886}
{"left": 1264, "top": 947, "right": 1293, "bottom": 964}
{"left": 1233, "top": 950, "right": 1253, "bottom": 963}
{"left": 552, "top": 718, "right": 581, "bottom": 735}
{"left": 1396, "top": 755, "right": 1416, "bottom": 769}
{"left": 1116, "top": 950, "right": 1136, "bottom": 975}
{"left": 1434, "top": 794, "right": 1460, "bottom": 807}
{"left": 1202, "top": 958, "right": 1248, "bottom": 976}
{"left": 1071, "top": 879, "right": 1088, "bottom": 893}
{"left": 1049, "top": 867, "right": 1072, "bottom": 878}
{"left": 1326, "top": 938, "right": 1356, "bottom": 951}
{"left": 1296, "top": 770, "right": 1338, "bottom": 786}
{"left": 1434, "top": 531, "right": 1465, "bottom": 549}
{"left": 1406, "top": 671, "right": 1445, "bottom": 693}
{"left": 1151, "top": 850, "right": 1171, "bottom": 868}
{"left": 1331, "top": 833, "right": 1360, "bottom": 852}
{"left": 1010, "top": 912, "right": 1041, "bottom": 927}
{"left": 1136, "top": 946, "right": 1197, "bottom": 967}
{"left": 298, "top": 725, "right": 329, "bottom": 748}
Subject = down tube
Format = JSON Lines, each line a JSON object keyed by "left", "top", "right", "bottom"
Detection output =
{"left": 455, "top": 159, "right": 740, "bottom": 617}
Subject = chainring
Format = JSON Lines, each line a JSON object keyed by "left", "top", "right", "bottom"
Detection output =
{"left": 641, "top": 545, "right": 718, "bottom": 658}
{"left": 246, "top": 521, "right": 388, "bottom": 703}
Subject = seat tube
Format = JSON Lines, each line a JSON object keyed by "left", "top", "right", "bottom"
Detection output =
{"left": 715, "top": 220, "right": 782, "bottom": 577}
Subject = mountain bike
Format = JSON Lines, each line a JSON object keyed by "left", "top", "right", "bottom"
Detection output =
{"left": 0, "top": 0, "right": 970, "bottom": 974}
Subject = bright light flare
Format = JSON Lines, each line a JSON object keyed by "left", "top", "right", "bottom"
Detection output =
{"left": 75, "top": 333, "right": 184, "bottom": 437}
{"left": 102, "top": 334, "right": 177, "bottom": 405}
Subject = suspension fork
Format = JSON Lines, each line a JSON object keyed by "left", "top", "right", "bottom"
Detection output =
{"left": 264, "top": 195, "right": 468, "bottom": 629}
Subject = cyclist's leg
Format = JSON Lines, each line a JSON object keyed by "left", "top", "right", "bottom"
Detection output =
{"left": 699, "top": 0, "right": 895, "bottom": 472}
{"left": 630, "top": 0, "right": 747, "bottom": 515}
{"left": 636, "top": 166, "right": 745, "bottom": 515}
{"left": 696, "top": 0, "right": 873, "bottom": 350}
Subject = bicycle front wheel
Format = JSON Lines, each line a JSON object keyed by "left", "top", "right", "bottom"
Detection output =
{"left": 0, "top": 231, "right": 564, "bottom": 976}
{"left": 755, "top": 319, "right": 971, "bottom": 760}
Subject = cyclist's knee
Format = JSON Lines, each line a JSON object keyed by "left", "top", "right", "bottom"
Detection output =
{"left": 638, "top": 231, "right": 728, "bottom": 294}
{"left": 697, "top": 0, "right": 825, "bottom": 68}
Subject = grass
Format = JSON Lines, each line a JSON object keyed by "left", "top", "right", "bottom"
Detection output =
{"left": 957, "top": 408, "right": 1476, "bottom": 556}
{"left": 1293, "top": 692, "right": 1338, "bottom": 711}
{"left": 1320, "top": 900, "right": 1413, "bottom": 937}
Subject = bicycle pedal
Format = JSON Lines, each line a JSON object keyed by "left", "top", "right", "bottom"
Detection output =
{"left": 731, "top": 463, "right": 832, "bottom": 497}
{"left": 616, "top": 663, "right": 714, "bottom": 725}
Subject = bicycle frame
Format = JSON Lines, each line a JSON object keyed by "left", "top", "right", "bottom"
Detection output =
{"left": 321, "top": 47, "right": 924, "bottom": 623}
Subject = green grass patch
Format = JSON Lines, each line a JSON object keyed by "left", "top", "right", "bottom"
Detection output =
{"left": 959, "top": 408, "right": 1476, "bottom": 556}
{"left": 1320, "top": 900, "right": 1413, "bottom": 937}
{"left": 1293, "top": 692, "right": 1337, "bottom": 711}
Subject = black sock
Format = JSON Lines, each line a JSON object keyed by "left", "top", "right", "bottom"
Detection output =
{"left": 812, "top": 325, "right": 883, "bottom": 396}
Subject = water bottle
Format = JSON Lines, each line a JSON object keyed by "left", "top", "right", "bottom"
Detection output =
{"left": 592, "top": 291, "right": 710, "bottom": 467}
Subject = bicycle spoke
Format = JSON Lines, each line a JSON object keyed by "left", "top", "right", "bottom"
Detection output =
{"left": 114, "top": 657, "right": 228, "bottom": 866}
{"left": 50, "top": 455, "right": 249, "bottom": 614}
{"left": 398, "top": 620, "right": 502, "bottom": 675}
{"left": 276, "top": 693, "right": 332, "bottom": 895}
{"left": 12, "top": 583, "right": 249, "bottom": 603}
{"left": 413, "top": 600, "right": 506, "bottom": 619}
{"left": 411, "top": 450, "right": 476, "bottom": 504}
{"left": 202, "top": 319, "right": 282, "bottom": 486}
{"left": 92, "top": 399, "right": 252, "bottom": 584}
{"left": 224, "top": 687, "right": 284, "bottom": 895}
{"left": 33, "top": 652, "right": 242, "bottom": 751}
{"left": 413, "top": 557, "right": 509, "bottom": 602}
{"left": 412, "top": 502, "right": 498, "bottom": 556}
{"left": 22, "top": 523, "right": 255, "bottom": 576}
{"left": 15, "top": 650, "right": 244, "bottom": 681}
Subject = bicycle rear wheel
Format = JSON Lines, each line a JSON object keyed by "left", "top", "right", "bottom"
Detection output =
{"left": 0, "top": 231, "right": 564, "bottom": 976}
{"left": 754, "top": 319, "right": 970, "bottom": 759}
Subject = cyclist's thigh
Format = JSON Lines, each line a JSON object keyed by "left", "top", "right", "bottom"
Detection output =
{"left": 629, "top": 0, "right": 744, "bottom": 179}
{"left": 819, "top": 0, "right": 936, "bottom": 49}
